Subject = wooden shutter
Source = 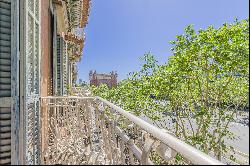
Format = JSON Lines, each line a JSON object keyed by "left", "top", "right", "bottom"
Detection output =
{"left": 68, "top": 62, "right": 72, "bottom": 93}
{"left": 0, "top": 0, "right": 12, "bottom": 165}
{"left": 57, "top": 36, "right": 68, "bottom": 95}
{"left": 0, "top": 2, "right": 11, "bottom": 96}
{"left": 0, "top": 0, "right": 19, "bottom": 164}
{"left": 52, "top": 5, "right": 57, "bottom": 96}
{"left": 62, "top": 40, "right": 68, "bottom": 95}
{"left": 0, "top": 1, "right": 11, "bottom": 165}
{"left": 56, "top": 35, "right": 63, "bottom": 95}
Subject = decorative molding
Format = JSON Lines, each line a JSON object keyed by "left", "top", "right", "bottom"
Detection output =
{"left": 80, "top": 0, "right": 91, "bottom": 28}
{"left": 52, "top": 0, "right": 63, "bottom": 6}
{"left": 64, "top": 32, "right": 84, "bottom": 45}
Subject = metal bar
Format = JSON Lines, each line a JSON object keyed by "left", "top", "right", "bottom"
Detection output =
{"left": 114, "top": 125, "right": 153, "bottom": 165}
{"left": 41, "top": 96, "right": 94, "bottom": 99}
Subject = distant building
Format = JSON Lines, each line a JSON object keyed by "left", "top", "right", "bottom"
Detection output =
{"left": 89, "top": 70, "right": 118, "bottom": 88}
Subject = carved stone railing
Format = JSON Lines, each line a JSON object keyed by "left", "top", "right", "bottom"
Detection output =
{"left": 40, "top": 96, "right": 223, "bottom": 165}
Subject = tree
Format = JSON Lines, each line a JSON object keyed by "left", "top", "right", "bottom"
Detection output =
{"left": 91, "top": 19, "right": 249, "bottom": 162}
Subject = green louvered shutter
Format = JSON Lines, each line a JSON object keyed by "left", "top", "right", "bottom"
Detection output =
{"left": 56, "top": 35, "right": 63, "bottom": 95}
{"left": 57, "top": 36, "right": 68, "bottom": 95}
{"left": 0, "top": 0, "right": 12, "bottom": 164}
{"left": 62, "top": 40, "right": 68, "bottom": 95}
{"left": 0, "top": 0, "right": 19, "bottom": 164}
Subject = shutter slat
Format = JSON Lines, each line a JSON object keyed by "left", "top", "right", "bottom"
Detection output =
{"left": 0, "top": 151, "right": 11, "bottom": 158}
{"left": 0, "top": 126, "right": 10, "bottom": 133}
{"left": 0, "top": 158, "right": 11, "bottom": 165}
{"left": 0, "top": 90, "right": 11, "bottom": 97}
{"left": 0, "top": 138, "right": 10, "bottom": 145}
{"left": 0, "top": 20, "right": 10, "bottom": 28}
{"left": 0, "top": 27, "right": 11, "bottom": 35}
{"left": 0, "top": 14, "right": 10, "bottom": 22}
{"left": 0, "top": 84, "right": 11, "bottom": 90}
{"left": 0, "top": 144, "right": 11, "bottom": 153}
{"left": 0, "top": 120, "right": 10, "bottom": 127}
{"left": 0, "top": 113, "right": 10, "bottom": 120}
{"left": 0, "top": 45, "right": 10, "bottom": 52}
{"left": 0, "top": 132, "right": 10, "bottom": 139}
{"left": 0, "top": 1, "right": 11, "bottom": 9}
{"left": 0, "top": 58, "right": 10, "bottom": 65}
{"left": 0, "top": 7, "right": 10, "bottom": 16}
{"left": 0, "top": 66, "right": 10, "bottom": 72}
{"left": 0, "top": 33, "right": 10, "bottom": 41}
{"left": 0, "top": 108, "right": 10, "bottom": 114}
{"left": 0, "top": 78, "right": 10, "bottom": 83}
{"left": 0, "top": 53, "right": 10, "bottom": 59}
{"left": 0, "top": 71, "right": 10, "bottom": 78}
{"left": 0, "top": 39, "right": 11, "bottom": 46}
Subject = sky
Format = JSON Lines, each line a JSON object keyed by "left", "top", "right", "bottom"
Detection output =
{"left": 77, "top": 0, "right": 249, "bottom": 82}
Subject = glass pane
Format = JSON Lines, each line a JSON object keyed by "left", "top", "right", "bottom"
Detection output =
{"left": 63, "top": 41, "right": 68, "bottom": 95}
{"left": 28, "top": 0, "right": 34, "bottom": 13}
{"left": 34, "top": 100, "right": 40, "bottom": 164}
{"left": 28, "top": 15, "right": 34, "bottom": 94}
{"left": 34, "top": 23, "right": 39, "bottom": 94}
{"left": 35, "top": 0, "right": 39, "bottom": 20}
{"left": 26, "top": 102, "right": 35, "bottom": 164}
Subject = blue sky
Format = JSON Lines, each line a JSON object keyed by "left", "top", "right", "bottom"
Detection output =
{"left": 77, "top": 0, "right": 249, "bottom": 82}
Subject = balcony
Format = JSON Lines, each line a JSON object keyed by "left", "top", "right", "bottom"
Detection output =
{"left": 39, "top": 88, "right": 223, "bottom": 165}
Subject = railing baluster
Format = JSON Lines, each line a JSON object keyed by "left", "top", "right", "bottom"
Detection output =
{"left": 128, "top": 142, "right": 135, "bottom": 165}
{"left": 107, "top": 119, "right": 114, "bottom": 164}
{"left": 100, "top": 111, "right": 110, "bottom": 160}
{"left": 86, "top": 100, "right": 93, "bottom": 151}
{"left": 120, "top": 139, "right": 126, "bottom": 165}
{"left": 141, "top": 134, "right": 155, "bottom": 165}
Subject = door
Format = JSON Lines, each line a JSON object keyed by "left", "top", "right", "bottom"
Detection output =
{"left": 0, "top": 0, "right": 19, "bottom": 165}
{"left": 20, "top": 0, "right": 41, "bottom": 164}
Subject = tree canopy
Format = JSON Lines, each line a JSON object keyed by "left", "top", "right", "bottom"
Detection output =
{"left": 91, "top": 19, "right": 249, "bottom": 162}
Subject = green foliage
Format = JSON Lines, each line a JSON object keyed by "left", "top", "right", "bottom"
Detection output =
{"left": 91, "top": 19, "right": 249, "bottom": 161}
{"left": 66, "top": 84, "right": 73, "bottom": 95}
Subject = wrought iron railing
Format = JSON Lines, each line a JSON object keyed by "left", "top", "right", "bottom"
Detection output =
{"left": 40, "top": 96, "right": 223, "bottom": 165}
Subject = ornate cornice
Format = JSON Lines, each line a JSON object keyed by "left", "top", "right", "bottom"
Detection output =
{"left": 53, "top": 0, "right": 63, "bottom": 6}
{"left": 80, "top": 0, "right": 91, "bottom": 28}
{"left": 64, "top": 32, "right": 84, "bottom": 45}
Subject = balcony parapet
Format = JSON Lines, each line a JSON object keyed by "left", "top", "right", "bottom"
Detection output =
{"left": 80, "top": 0, "right": 91, "bottom": 28}
{"left": 53, "top": 0, "right": 63, "bottom": 6}
{"left": 40, "top": 96, "right": 223, "bottom": 165}
{"left": 64, "top": 32, "right": 84, "bottom": 45}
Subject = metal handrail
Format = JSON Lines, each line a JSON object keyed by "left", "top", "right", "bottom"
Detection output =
{"left": 95, "top": 96, "right": 224, "bottom": 165}
{"left": 41, "top": 95, "right": 224, "bottom": 165}
{"left": 41, "top": 96, "right": 92, "bottom": 99}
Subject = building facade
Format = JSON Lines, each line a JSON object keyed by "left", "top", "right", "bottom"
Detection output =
{"left": 0, "top": 0, "right": 91, "bottom": 164}
{"left": 89, "top": 70, "right": 118, "bottom": 88}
